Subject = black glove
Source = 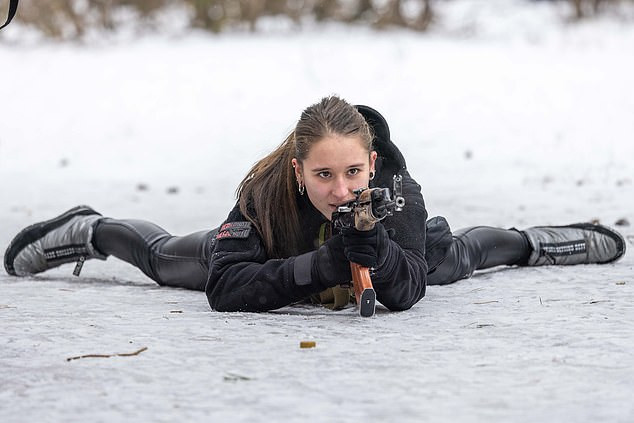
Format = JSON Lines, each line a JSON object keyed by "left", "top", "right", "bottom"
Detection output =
{"left": 310, "top": 234, "right": 352, "bottom": 286}
{"left": 341, "top": 222, "right": 391, "bottom": 269}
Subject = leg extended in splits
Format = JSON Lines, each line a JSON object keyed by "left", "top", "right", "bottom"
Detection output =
{"left": 427, "top": 226, "right": 530, "bottom": 286}
{"left": 93, "top": 218, "right": 213, "bottom": 291}
{"left": 427, "top": 223, "right": 626, "bottom": 286}
{"left": 4, "top": 205, "right": 214, "bottom": 291}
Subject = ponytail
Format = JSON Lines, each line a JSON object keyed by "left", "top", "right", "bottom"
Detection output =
{"left": 236, "top": 132, "right": 301, "bottom": 258}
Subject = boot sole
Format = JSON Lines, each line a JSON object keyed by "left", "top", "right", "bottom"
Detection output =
{"left": 3, "top": 205, "right": 101, "bottom": 276}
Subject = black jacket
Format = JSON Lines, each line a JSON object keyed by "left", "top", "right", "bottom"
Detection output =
{"left": 205, "top": 106, "right": 430, "bottom": 312}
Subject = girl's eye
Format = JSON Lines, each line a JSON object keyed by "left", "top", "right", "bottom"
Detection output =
{"left": 318, "top": 171, "right": 331, "bottom": 179}
{"left": 348, "top": 168, "right": 360, "bottom": 176}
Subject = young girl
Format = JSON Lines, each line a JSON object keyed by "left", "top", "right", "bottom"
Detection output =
{"left": 3, "top": 96, "right": 626, "bottom": 312}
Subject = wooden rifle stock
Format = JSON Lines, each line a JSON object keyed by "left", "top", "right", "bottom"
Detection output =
{"left": 350, "top": 262, "right": 376, "bottom": 317}
{"left": 351, "top": 191, "right": 377, "bottom": 317}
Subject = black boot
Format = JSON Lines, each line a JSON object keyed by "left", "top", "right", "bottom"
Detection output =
{"left": 4, "top": 205, "right": 107, "bottom": 276}
{"left": 522, "top": 223, "right": 625, "bottom": 266}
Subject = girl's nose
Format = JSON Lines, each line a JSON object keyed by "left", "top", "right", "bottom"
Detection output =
{"left": 331, "top": 176, "right": 350, "bottom": 200}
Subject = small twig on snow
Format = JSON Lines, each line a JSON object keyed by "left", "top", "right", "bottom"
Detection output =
{"left": 66, "top": 346, "right": 148, "bottom": 362}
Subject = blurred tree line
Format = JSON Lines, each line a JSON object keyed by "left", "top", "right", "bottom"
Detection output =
{"left": 7, "top": 0, "right": 634, "bottom": 40}
{"left": 568, "top": 0, "right": 632, "bottom": 18}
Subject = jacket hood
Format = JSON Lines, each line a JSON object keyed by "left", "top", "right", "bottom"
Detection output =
{"left": 356, "top": 105, "right": 407, "bottom": 172}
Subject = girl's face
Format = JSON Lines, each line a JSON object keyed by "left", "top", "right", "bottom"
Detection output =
{"left": 293, "top": 135, "right": 377, "bottom": 220}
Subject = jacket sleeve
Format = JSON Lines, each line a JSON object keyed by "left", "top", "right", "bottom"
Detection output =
{"left": 370, "top": 170, "right": 428, "bottom": 311}
{"left": 205, "top": 206, "right": 335, "bottom": 312}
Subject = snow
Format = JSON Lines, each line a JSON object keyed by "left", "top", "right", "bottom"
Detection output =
{"left": 1, "top": 1, "right": 633, "bottom": 422}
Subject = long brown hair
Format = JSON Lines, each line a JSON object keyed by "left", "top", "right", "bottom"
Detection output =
{"left": 236, "top": 96, "right": 373, "bottom": 258}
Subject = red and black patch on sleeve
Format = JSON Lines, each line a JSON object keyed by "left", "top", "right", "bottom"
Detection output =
{"left": 215, "top": 221, "right": 252, "bottom": 240}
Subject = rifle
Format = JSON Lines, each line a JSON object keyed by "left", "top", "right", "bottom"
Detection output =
{"left": 332, "top": 175, "right": 405, "bottom": 317}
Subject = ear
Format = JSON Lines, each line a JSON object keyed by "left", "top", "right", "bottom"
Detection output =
{"left": 291, "top": 158, "right": 302, "bottom": 182}
{"left": 369, "top": 150, "right": 378, "bottom": 174}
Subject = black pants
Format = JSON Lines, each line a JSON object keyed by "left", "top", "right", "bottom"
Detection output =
{"left": 94, "top": 218, "right": 214, "bottom": 291}
{"left": 93, "top": 219, "right": 530, "bottom": 291}
{"left": 426, "top": 226, "right": 529, "bottom": 285}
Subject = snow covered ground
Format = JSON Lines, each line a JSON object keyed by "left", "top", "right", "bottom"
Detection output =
{"left": 1, "top": 1, "right": 633, "bottom": 422}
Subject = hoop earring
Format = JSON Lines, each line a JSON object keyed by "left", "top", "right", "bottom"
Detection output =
{"left": 298, "top": 181, "right": 305, "bottom": 196}
{"left": 369, "top": 171, "right": 375, "bottom": 180}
